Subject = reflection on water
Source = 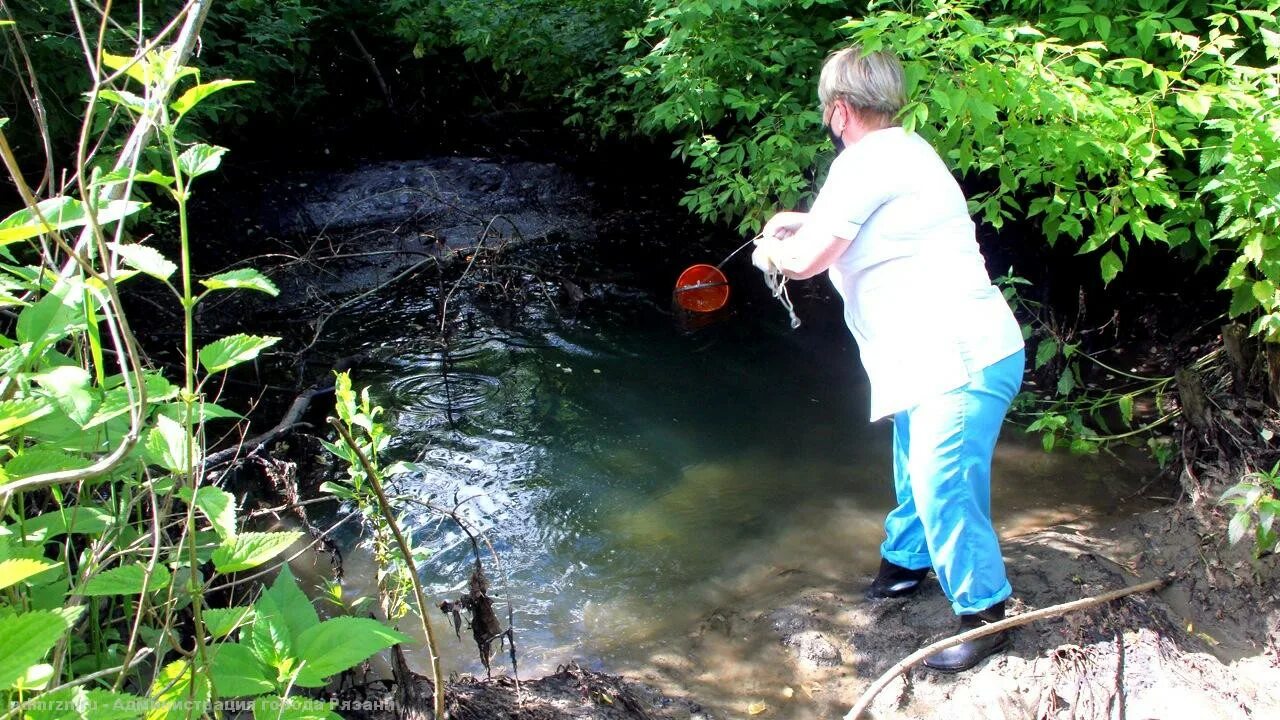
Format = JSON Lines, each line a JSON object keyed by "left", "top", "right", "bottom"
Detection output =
{"left": 323, "top": 287, "right": 1153, "bottom": 682}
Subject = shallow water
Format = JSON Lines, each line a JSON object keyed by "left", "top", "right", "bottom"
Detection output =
{"left": 324, "top": 271, "right": 1154, "bottom": 683}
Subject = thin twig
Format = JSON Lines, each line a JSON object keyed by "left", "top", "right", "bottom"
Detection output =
{"left": 347, "top": 28, "right": 394, "bottom": 111}
{"left": 297, "top": 255, "right": 440, "bottom": 357}
{"left": 438, "top": 215, "right": 524, "bottom": 335}
{"left": 843, "top": 575, "right": 1172, "bottom": 720}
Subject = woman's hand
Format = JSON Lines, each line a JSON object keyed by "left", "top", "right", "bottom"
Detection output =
{"left": 763, "top": 211, "right": 808, "bottom": 240}
{"left": 755, "top": 212, "right": 853, "bottom": 281}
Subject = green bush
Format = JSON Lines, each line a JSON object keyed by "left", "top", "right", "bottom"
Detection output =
{"left": 843, "top": 1, "right": 1279, "bottom": 331}
{"left": 569, "top": 0, "right": 853, "bottom": 231}
{"left": 0, "top": 12, "right": 428, "bottom": 717}
{"left": 388, "top": 0, "right": 642, "bottom": 96}
{"left": 552, "top": 1, "right": 1280, "bottom": 339}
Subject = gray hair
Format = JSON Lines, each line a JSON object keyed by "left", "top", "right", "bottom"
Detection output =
{"left": 818, "top": 46, "right": 906, "bottom": 127}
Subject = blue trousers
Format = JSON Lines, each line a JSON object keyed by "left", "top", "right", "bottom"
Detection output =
{"left": 879, "top": 349, "right": 1025, "bottom": 615}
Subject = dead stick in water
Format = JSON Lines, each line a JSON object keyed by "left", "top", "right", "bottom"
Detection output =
{"left": 843, "top": 575, "right": 1172, "bottom": 720}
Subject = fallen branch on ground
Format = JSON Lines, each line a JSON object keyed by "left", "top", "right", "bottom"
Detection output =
{"left": 202, "top": 352, "right": 367, "bottom": 474}
{"left": 201, "top": 383, "right": 333, "bottom": 473}
{"left": 843, "top": 575, "right": 1173, "bottom": 720}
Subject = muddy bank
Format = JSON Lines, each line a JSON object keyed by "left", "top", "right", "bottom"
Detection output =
{"left": 603, "top": 502, "right": 1280, "bottom": 720}
{"left": 336, "top": 663, "right": 710, "bottom": 720}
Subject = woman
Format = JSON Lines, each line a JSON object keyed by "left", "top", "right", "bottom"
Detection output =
{"left": 752, "top": 46, "right": 1025, "bottom": 672}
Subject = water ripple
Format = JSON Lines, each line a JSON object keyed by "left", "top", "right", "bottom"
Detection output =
{"left": 384, "top": 371, "right": 500, "bottom": 414}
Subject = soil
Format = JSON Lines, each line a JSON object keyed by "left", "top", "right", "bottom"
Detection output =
{"left": 336, "top": 663, "right": 712, "bottom": 720}
{"left": 630, "top": 502, "right": 1280, "bottom": 720}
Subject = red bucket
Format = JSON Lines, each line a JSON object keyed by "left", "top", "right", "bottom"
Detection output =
{"left": 673, "top": 264, "right": 730, "bottom": 312}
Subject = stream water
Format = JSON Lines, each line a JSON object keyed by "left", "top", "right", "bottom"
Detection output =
{"left": 313, "top": 256, "right": 1155, "bottom": 684}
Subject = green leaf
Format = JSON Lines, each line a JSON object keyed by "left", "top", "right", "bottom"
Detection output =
{"left": 1176, "top": 92, "right": 1212, "bottom": 120}
{"left": 1034, "top": 337, "right": 1059, "bottom": 369}
{"left": 334, "top": 371, "right": 355, "bottom": 425}
{"left": 1229, "top": 284, "right": 1256, "bottom": 317}
{"left": 33, "top": 365, "right": 96, "bottom": 426}
{"left": 0, "top": 610, "right": 74, "bottom": 688}
{"left": 108, "top": 242, "right": 176, "bottom": 281}
{"left": 204, "top": 606, "right": 254, "bottom": 639}
{"left": 0, "top": 558, "right": 58, "bottom": 591}
{"left": 96, "top": 89, "right": 148, "bottom": 113}
{"left": 211, "top": 531, "right": 303, "bottom": 574}
{"left": 143, "top": 414, "right": 194, "bottom": 472}
{"left": 1056, "top": 367, "right": 1077, "bottom": 396}
{"left": 0, "top": 197, "right": 147, "bottom": 245}
{"left": 201, "top": 268, "right": 279, "bottom": 297}
{"left": 14, "top": 506, "right": 115, "bottom": 543}
{"left": 101, "top": 48, "right": 199, "bottom": 88}
{"left": 1136, "top": 18, "right": 1157, "bottom": 48}
{"left": 85, "top": 373, "right": 176, "bottom": 428}
{"left": 93, "top": 168, "right": 176, "bottom": 188}
{"left": 1100, "top": 250, "right": 1123, "bottom": 285}
{"left": 1041, "top": 432, "right": 1057, "bottom": 452}
{"left": 318, "top": 480, "right": 354, "bottom": 500}
{"left": 1228, "top": 510, "right": 1250, "bottom": 545}
{"left": 253, "top": 695, "right": 342, "bottom": 720}
{"left": 209, "top": 643, "right": 273, "bottom": 698}
{"left": 199, "top": 334, "right": 280, "bottom": 374}
{"left": 179, "top": 486, "right": 237, "bottom": 541}
{"left": 171, "top": 80, "right": 254, "bottom": 120}
{"left": 294, "top": 617, "right": 410, "bottom": 687}
{"left": 1263, "top": 26, "right": 1280, "bottom": 50}
{"left": 100, "top": 52, "right": 150, "bottom": 86}
{"left": 178, "top": 144, "right": 228, "bottom": 179}
{"left": 0, "top": 398, "right": 55, "bottom": 438}
{"left": 250, "top": 589, "right": 294, "bottom": 674}
{"left": 1094, "top": 16, "right": 1111, "bottom": 40}
{"left": 264, "top": 565, "right": 320, "bottom": 644}
{"left": 11, "top": 662, "right": 54, "bottom": 691}
{"left": 146, "top": 660, "right": 210, "bottom": 720}
{"left": 16, "top": 279, "right": 83, "bottom": 350}
{"left": 156, "top": 400, "right": 243, "bottom": 426}
{"left": 1118, "top": 394, "right": 1134, "bottom": 427}
{"left": 80, "top": 562, "right": 171, "bottom": 596}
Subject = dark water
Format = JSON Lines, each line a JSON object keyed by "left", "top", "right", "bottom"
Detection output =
{"left": 323, "top": 267, "right": 1154, "bottom": 676}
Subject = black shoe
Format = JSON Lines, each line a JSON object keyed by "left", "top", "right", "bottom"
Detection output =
{"left": 922, "top": 601, "right": 1010, "bottom": 673}
{"left": 865, "top": 559, "right": 930, "bottom": 600}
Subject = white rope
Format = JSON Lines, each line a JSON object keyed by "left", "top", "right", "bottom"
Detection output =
{"left": 748, "top": 233, "right": 801, "bottom": 329}
{"left": 763, "top": 268, "right": 802, "bottom": 329}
